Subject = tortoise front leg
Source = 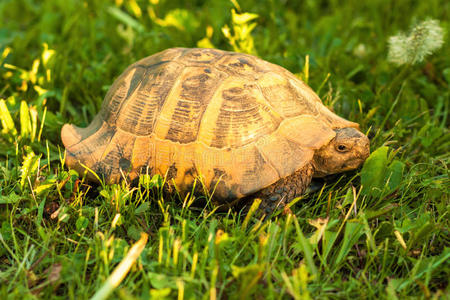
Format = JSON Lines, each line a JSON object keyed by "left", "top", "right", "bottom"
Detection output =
{"left": 248, "top": 163, "right": 314, "bottom": 217}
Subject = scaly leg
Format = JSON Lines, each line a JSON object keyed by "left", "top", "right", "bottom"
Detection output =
{"left": 244, "top": 163, "right": 314, "bottom": 217}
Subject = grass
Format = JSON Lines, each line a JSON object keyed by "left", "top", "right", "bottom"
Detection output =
{"left": 0, "top": 0, "right": 449, "bottom": 298}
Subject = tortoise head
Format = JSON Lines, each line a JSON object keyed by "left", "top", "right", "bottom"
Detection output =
{"left": 312, "top": 127, "right": 370, "bottom": 177}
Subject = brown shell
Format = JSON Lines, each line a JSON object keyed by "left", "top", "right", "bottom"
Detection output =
{"left": 62, "top": 48, "right": 358, "bottom": 200}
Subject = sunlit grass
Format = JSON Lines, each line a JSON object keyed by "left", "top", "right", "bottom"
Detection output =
{"left": 0, "top": 0, "right": 449, "bottom": 299}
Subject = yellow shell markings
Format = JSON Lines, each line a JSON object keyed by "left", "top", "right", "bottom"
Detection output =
{"left": 62, "top": 48, "right": 357, "bottom": 199}
{"left": 116, "top": 62, "right": 185, "bottom": 136}
{"left": 74, "top": 51, "right": 194, "bottom": 182}
{"left": 196, "top": 77, "right": 281, "bottom": 148}
{"left": 97, "top": 128, "right": 136, "bottom": 182}
{"left": 153, "top": 65, "right": 227, "bottom": 143}
{"left": 256, "top": 72, "right": 318, "bottom": 118}
{"left": 148, "top": 135, "right": 281, "bottom": 199}
{"left": 276, "top": 66, "right": 359, "bottom": 129}
{"left": 179, "top": 48, "right": 224, "bottom": 64}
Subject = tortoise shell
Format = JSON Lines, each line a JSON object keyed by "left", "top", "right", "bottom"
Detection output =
{"left": 62, "top": 48, "right": 359, "bottom": 200}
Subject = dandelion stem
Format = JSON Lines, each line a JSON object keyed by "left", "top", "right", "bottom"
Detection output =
{"left": 385, "top": 64, "right": 411, "bottom": 93}
{"left": 373, "top": 83, "right": 405, "bottom": 142}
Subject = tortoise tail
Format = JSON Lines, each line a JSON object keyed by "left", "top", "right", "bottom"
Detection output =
{"left": 61, "top": 115, "right": 115, "bottom": 183}
{"left": 61, "top": 124, "right": 83, "bottom": 148}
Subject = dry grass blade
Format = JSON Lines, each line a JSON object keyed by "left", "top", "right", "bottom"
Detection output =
{"left": 242, "top": 198, "right": 262, "bottom": 230}
{"left": 90, "top": 233, "right": 148, "bottom": 300}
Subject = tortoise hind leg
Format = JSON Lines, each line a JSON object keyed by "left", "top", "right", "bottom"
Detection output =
{"left": 245, "top": 163, "right": 314, "bottom": 217}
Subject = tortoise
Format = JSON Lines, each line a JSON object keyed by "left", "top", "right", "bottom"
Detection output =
{"left": 61, "top": 48, "right": 370, "bottom": 211}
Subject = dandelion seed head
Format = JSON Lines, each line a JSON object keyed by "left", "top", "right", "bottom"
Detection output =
{"left": 387, "top": 19, "right": 445, "bottom": 66}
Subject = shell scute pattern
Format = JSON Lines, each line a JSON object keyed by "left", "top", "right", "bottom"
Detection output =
{"left": 178, "top": 48, "right": 224, "bottom": 64}
{"left": 62, "top": 48, "right": 366, "bottom": 201}
{"left": 215, "top": 53, "right": 263, "bottom": 79}
{"left": 255, "top": 134, "right": 313, "bottom": 179}
{"left": 100, "top": 48, "right": 185, "bottom": 123}
{"left": 94, "top": 129, "right": 136, "bottom": 182}
{"left": 110, "top": 48, "right": 309, "bottom": 149}
{"left": 209, "top": 82, "right": 279, "bottom": 148}
{"left": 161, "top": 66, "right": 227, "bottom": 143}
{"left": 117, "top": 61, "right": 184, "bottom": 136}
{"left": 257, "top": 72, "right": 318, "bottom": 118}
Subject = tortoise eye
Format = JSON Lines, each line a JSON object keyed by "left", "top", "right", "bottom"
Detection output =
{"left": 336, "top": 144, "right": 349, "bottom": 152}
